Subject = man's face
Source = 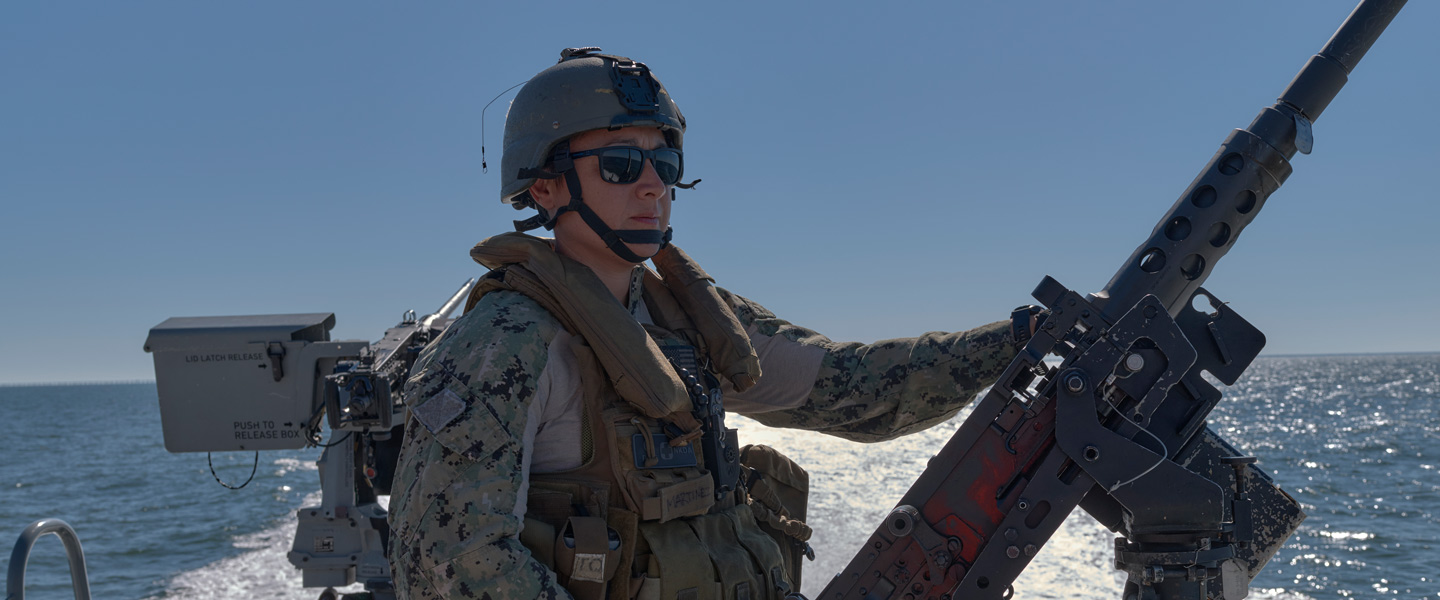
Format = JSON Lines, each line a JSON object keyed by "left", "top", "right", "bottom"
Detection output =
{"left": 532, "top": 126, "right": 673, "bottom": 266}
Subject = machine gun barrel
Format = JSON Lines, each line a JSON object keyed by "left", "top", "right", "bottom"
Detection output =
{"left": 1091, "top": 0, "right": 1405, "bottom": 321}
{"left": 371, "top": 278, "right": 477, "bottom": 371}
{"left": 1295, "top": 0, "right": 1404, "bottom": 112}
{"left": 421, "top": 277, "right": 477, "bottom": 333}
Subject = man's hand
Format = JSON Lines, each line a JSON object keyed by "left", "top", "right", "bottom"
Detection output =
{"left": 1010, "top": 305, "right": 1048, "bottom": 345}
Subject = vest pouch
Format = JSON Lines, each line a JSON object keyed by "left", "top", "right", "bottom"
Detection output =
{"left": 685, "top": 505, "right": 777, "bottom": 600}
{"left": 519, "top": 517, "right": 557, "bottom": 570}
{"left": 554, "top": 516, "right": 622, "bottom": 600}
{"left": 526, "top": 481, "right": 607, "bottom": 527}
{"left": 636, "top": 520, "right": 722, "bottom": 600}
{"left": 522, "top": 479, "right": 635, "bottom": 599}
{"left": 739, "top": 444, "right": 812, "bottom": 590}
{"left": 607, "top": 409, "right": 715, "bottom": 522}
{"left": 724, "top": 504, "right": 794, "bottom": 599}
{"left": 635, "top": 574, "right": 662, "bottom": 600}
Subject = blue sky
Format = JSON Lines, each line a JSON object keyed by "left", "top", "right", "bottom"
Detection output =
{"left": 2, "top": 2, "right": 1437, "bottom": 384}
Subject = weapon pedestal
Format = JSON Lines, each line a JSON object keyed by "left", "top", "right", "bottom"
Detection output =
{"left": 288, "top": 431, "right": 396, "bottom": 600}
{"left": 1109, "top": 457, "right": 1262, "bottom": 600}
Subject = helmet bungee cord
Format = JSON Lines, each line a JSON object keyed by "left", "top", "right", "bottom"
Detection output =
{"left": 500, "top": 47, "right": 697, "bottom": 264}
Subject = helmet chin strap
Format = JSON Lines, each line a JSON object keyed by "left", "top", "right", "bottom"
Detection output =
{"left": 559, "top": 168, "right": 672, "bottom": 264}
{"left": 511, "top": 140, "right": 671, "bottom": 264}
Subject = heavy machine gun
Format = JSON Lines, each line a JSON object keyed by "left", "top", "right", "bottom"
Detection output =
{"left": 143, "top": 279, "right": 477, "bottom": 600}
{"left": 818, "top": 1, "right": 1406, "bottom": 599}
{"left": 128, "top": 3, "right": 1409, "bottom": 600}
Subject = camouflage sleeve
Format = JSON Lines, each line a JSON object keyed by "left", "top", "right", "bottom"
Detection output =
{"left": 388, "top": 290, "right": 574, "bottom": 600}
{"left": 717, "top": 288, "right": 1022, "bottom": 443}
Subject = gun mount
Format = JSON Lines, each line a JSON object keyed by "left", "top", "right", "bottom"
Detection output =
{"left": 819, "top": 1, "right": 1406, "bottom": 599}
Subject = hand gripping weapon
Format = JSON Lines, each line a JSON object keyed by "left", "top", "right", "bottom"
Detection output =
{"left": 818, "top": 2, "right": 1407, "bottom": 599}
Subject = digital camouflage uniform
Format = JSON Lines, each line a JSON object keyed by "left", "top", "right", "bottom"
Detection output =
{"left": 387, "top": 258, "right": 1023, "bottom": 599}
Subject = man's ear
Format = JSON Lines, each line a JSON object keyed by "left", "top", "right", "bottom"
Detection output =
{"left": 528, "top": 175, "right": 566, "bottom": 214}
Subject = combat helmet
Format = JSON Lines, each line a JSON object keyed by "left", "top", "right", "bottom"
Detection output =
{"left": 501, "top": 47, "right": 689, "bottom": 263}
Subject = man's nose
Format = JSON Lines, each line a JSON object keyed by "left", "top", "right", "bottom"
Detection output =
{"left": 634, "top": 157, "right": 666, "bottom": 196}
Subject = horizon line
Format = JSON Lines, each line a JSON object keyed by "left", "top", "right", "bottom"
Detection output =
{"left": 3, "top": 349, "right": 1438, "bottom": 388}
{"left": 0, "top": 379, "right": 157, "bottom": 388}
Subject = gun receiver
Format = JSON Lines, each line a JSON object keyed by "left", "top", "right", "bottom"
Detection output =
{"left": 322, "top": 280, "right": 476, "bottom": 433}
{"left": 819, "top": 2, "right": 1406, "bottom": 599}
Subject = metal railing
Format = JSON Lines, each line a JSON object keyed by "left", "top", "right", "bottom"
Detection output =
{"left": 6, "top": 519, "right": 91, "bottom": 600}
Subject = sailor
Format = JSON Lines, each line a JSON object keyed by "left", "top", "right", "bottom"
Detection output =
{"left": 387, "top": 48, "right": 1041, "bottom": 600}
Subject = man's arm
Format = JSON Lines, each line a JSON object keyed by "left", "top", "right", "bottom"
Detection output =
{"left": 716, "top": 288, "right": 1023, "bottom": 443}
{"left": 388, "top": 291, "right": 574, "bottom": 600}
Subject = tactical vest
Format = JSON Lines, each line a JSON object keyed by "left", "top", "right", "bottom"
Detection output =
{"left": 467, "top": 233, "right": 812, "bottom": 600}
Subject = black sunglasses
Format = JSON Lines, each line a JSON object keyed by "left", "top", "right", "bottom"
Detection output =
{"left": 567, "top": 146, "right": 684, "bottom": 186}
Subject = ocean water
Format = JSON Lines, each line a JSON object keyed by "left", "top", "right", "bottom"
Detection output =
{"left": 1210, "top": 355, "right": 1440, "bottom": 599}
{"left": 2, "top": 354, "right": 1436, "bottom": 599}
{"left": 1, "top": 383, "right": 326, "bottom": 600}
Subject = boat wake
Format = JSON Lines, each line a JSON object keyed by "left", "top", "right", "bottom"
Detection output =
{"left": 144, "top": 416, "right": 1314, "bottom": 600}
{"left": 146, "top": 491, "right": 370, "bottom": 600}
